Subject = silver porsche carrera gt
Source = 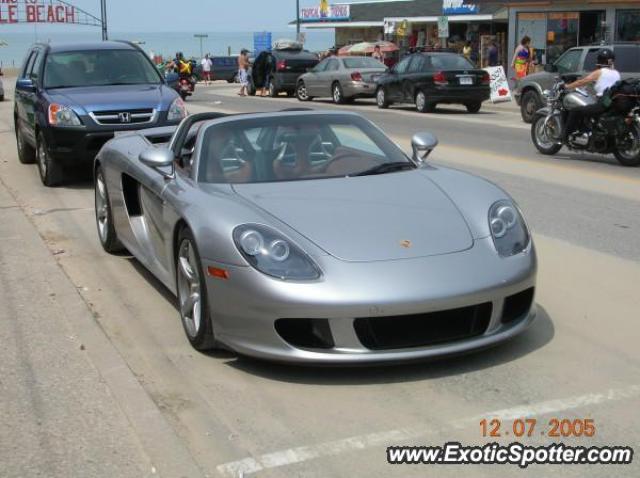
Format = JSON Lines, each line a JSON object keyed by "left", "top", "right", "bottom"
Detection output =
{"left": 94, "top": 110, "right": 537, "bottom": 364}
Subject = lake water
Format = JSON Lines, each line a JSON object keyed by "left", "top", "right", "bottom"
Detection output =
{"left": 0, "top": 30, "right": 336, "bottom": 68}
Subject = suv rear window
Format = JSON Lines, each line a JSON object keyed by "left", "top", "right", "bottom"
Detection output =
{"left": 44, "top": 49, "right": 162, "bottom": 88}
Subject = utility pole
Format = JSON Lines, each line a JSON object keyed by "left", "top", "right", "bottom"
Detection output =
{"left": 194, "top": 34, "right": 208, "bottom": 59}
{"left": 296, "top": 0, "right": 300, "bottom": 35}
{"left": 100, "top": 0, "right": 108, "bottom": 40}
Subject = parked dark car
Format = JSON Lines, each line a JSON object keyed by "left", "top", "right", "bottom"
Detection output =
{"left": 14, "top": 41, "right": 186, "bottom": 187}
{"left": 515, "top": 44, "right": 640, "bottom": 123}
{"left": 211, "top": 56, "right": 239, "bottom": 83}
{"left": 375, "top": 52, "right": 490, "bottom": 113}
{"left": 248, "top": 48, "right": 319, "bottom": 97}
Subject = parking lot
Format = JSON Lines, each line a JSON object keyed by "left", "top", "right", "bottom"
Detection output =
{"left": 1, "top": 78, "right": 640, "bottom": 477}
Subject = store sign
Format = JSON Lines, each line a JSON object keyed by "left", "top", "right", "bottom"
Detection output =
{"left": 300, "top": 3, "right": 350, "bottom": 22}
{"left": 0, "top": 0, "right": 78, "bottom": 24}
{"left": 443, "top": 1, "right": 478, "bottom": 15}
{"left": 437, "top": 16, "right": 449, "bottom": 38}
{"left": 484, "top": 66, "right": 512, "bottom": 104}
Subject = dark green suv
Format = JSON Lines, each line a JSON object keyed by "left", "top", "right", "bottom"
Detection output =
{"left": 514, "top": 44, "right": 640, "bottom": 123}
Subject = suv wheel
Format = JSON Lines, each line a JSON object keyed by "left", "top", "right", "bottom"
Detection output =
{"left": 268, "top": 79, "right": 277, "bottom": 97}
{"left": 16, "top": 120, "right": 36, "bottom": 164}
{"left": 521, "top": 90, "right": 542, "bottom": 124}
{"left": 37, "top": 131, "right": 63, "bottom": 187}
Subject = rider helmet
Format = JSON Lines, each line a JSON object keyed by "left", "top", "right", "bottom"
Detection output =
{"left": 596, "top": 48, "right": 615, "bottom": 67}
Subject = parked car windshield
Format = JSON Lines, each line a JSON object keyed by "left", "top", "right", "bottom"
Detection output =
{"left": 44, "top": 49, "right": 162, "bottom": 88}
{"left": 198, "top": 114, "right": 414, "bottom": 184}
{"left": 343, "top": 57, "right": 385, "bottom": 69}
{"left": 429, "top": 54, "right": 475, "bottom": 70}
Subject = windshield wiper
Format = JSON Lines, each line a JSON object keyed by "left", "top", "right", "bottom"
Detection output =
{"left": 353, "top": 162, "right": 415, "bottom": 177}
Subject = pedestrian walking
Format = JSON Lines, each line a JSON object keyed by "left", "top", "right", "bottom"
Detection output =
{"left": 487, "top": 41, "right": 499, "bottom": 67}
{"left": 237, "top": 49, "right": 250, "bottom": 97}
{"left": 201, "top": 54, "right": 213, "bottom": 85}
{"left": 511, "top": 36, "right": 532, "bottom": 80}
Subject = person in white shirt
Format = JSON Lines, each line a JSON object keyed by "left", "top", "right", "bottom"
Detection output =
{"left": 201, "top": 54, "right": 213, "bottom": 85}
{"left": 562, "top": 48, "right": 621, "bottom": 143}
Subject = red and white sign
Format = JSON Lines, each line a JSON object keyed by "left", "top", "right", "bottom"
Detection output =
{"left": 0, "top": 0, "right": 77, "bottom": 24}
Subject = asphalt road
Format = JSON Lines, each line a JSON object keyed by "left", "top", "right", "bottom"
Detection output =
{"left": 1, "top": 81, "right": 639, "bottom": 478}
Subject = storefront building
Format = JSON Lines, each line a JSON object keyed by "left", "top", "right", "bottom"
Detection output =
{"left": 298, "top": 0, "right": 510, "bottom": 66}
{"left": 506, "top": 1, "right": 640, "bottom": 71}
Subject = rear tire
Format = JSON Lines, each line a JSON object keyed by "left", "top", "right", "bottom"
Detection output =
{"left": 176, "top": 227, "right": 218, "bottom": 351}
{"left": 614, "top": 124, "right": 640, "bottom": 167}
{"left": 521, "top": 90, "right": 542, "bottom": 124}
{"left": 376, "top": 87, "right": 389, "bottom": 109}
{"left": 268, "top": 79, "right": 277, "bottom": 98}
{"left": 332, "top": 82, "right": 345, "bottom": 104}
{"left": 15, "top": 120, "right": 36, "bottom": 164}
{"left": 95, "top": 166, "right": 124, "bottom": 254}
{"left": 37, "top": 131, "right": 64, "bottom": 187}
{"left": 415, "top": 91, "right": 435, "bottom": 113}
{"left": 465, "top": 101, "right": 482, "bottom": 114}
{"left": 531, "top": 115, "right": 562, "bottom": 155}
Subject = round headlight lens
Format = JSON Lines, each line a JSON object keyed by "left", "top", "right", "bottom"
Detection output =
{"left": 239, "top": 230, "right": 264, "bottom": 256}
{"left": 269, "top": 239, "right": 290, "bottom": 262}
{"left": 490, "top": 217, "right": 507, "bottom": 238}
{"left": 497, "top": 205, "right": 517, "bottom": 229}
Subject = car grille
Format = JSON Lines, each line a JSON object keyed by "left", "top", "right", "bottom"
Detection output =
{"left": 354, "top": 303, "right": 493, "bottom": 350}
{"left": 90, "top": 109, "right": 156, "bottom": 126}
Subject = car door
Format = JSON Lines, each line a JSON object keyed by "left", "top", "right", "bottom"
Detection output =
{"left": 15, "top": 48, "right": 40, "bottom": 145}
{"left": 305, "top": 59, "right": 328, "bottom": 96}
{"left": 402, "top": 55, "right": 427, "bottom": 101}
{"left": 386, "top": 56, "right": 412, "bottom": 101}
{"left": 320, "top": 58, "right": 340, "bottom": 96}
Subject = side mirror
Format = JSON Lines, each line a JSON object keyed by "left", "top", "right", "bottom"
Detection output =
{"left": 411, "top": 132, "right": 438, "bottom": 162}
{"left": 139, "top": 147, "right": 175, "bottom": 179}
{"left": 544, "top": 63, "right": 558, "bottom": 73}
{"left": 16, "top": 78, "right": 36, "bottom": 92}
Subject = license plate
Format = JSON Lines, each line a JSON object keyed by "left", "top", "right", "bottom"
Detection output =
{"left": 459, "top": 77, "right": 473, "bottom": 85}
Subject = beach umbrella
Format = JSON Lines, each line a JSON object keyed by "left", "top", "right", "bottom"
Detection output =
{"left": 347, "top": 41, "right": 399, "bottom": 55}
{"left": 337, "top": 44, "right": 353, "bottom": 56}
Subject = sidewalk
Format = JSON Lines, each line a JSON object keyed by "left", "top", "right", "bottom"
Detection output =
{"left": 0, "top": 180, "right": 202, "bottom": 478}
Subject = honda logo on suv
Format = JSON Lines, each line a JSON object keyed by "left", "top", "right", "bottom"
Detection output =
{"left": 118, "top": 112, "right": 132, "bottom": 123}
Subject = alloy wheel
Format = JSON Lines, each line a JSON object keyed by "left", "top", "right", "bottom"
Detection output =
{"left": 177, "top": 239, "right": 203, "bottom": 338}
{"left": 377, "top": 88, "right": 385, "bottom": 107}
{"left": 416, "top": 92, "right": 426, "bottom": 111}
{"left": 37, "top": 141, "right": 48, "bottom": 179}
{"left": 297, "top": 82, "right": 308, "bottom": 101}
{"left": 333, "top": 84, "right": 342, "bottom": 103}
{"left": 95, "top": 172, "right": 110, "bottom": 244}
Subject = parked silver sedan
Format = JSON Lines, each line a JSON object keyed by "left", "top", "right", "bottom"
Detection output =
{"left": 296, "top": 56, "right": 387, "bottom": 104}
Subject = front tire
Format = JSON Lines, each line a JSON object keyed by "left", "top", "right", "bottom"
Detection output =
{"left": 176, "top": 228, "right": 217, "bottom": 351}
{"left": 376, "top": 87, "right": 389, "bottom": 109}
{"left": 296, "top": 81, "right": 312, "bottom": 101}
{"left": 37, "top": 131, "right": 64, "bottom": 187}
{"left": 95, "top": 166, "right": 124, "bottom": 253}
{"left": 15, "top": 120, "right": 36, "bottom": 164}
{"left": 531, "top": 115, "right": 562, "bottom": 155}
{"left": 521, "top": 90, "right": 542, "bottom": 124}
{"left": 614, "top": 125, "right": 640, "bottom": 167}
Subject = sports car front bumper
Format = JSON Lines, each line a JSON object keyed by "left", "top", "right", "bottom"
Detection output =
{"left": 204, "top": 237, "right": 537, "bottom": 364}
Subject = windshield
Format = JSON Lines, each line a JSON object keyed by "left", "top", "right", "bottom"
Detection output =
{"left": 198, "top": 114, "right": 413, "bottom": 184}
{"left": 44, "top": 49, "right": 162, "bottom": 88}
{"left": 429, "top": 54, "right": 475, "bottom": 70}
{"left": 343, "top": 57, "right": 385, "bottom": 69}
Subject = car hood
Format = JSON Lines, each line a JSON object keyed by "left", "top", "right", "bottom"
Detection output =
{"left": 46, "top": 84, "right": 175, "bottom": 113}
{"left": 232, "top": 171, "right": 473, "bottom": 262}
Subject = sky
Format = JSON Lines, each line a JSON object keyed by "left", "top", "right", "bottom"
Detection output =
{"left": 0, "top": 0, "right": 353, "bottom": 33}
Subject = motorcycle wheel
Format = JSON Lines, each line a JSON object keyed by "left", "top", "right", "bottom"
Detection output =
{"left": 531, "top": 115, "right": 562, "bottom": 155}
{"left": 613, "top": 124, "right": 640, "bottom": 167}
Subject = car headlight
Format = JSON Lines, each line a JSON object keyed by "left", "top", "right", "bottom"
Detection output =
{"left": 48, "top": 104, "right": 83, "bottom": 127}
{"left": 489, "top": 200, "right": 530, "bottom": 257}
{"left": 167, "top": 97, "right": 187, "bottom": 121}
{"left": 233, "top": 224, "right": 321, "bottom": 281}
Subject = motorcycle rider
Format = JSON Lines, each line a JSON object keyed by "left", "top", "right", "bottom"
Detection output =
{"left": 562, "top": 48, "right": 621, "bottom": 143}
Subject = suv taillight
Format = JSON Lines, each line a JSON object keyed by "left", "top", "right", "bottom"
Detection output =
{"left": 276, "top": 60, "right": 287, "bottom": 71}
{"left": 350, "top": 72, "right": 363, "bottom": 82}
{"left": 433, "top": 71, "right": 448, "bottom": 85}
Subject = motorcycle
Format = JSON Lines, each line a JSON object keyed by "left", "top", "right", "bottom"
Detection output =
{"left": 531, "top": 76, "right": 640, "bottom": 166}
{"left": 164, "top": 70, "right": 196, "bottom": 101}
